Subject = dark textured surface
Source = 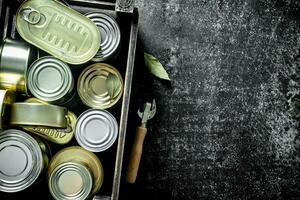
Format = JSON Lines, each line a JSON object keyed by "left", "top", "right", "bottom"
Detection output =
{"left": 121, "top": 0, "right": 300, "bottom": 199}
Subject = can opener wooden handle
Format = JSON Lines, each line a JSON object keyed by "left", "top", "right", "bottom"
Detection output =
{"left": 126, "top": 100, "right": 156, "bottom": 184}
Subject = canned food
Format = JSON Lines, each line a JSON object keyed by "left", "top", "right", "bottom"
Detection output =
{"left": 0, "top": 38, "right": 37, "bottom": 94}
{"left": 0, "top": 90, "right": 15, "bottom": 129}
{"left": 75, "top": 109, "right": 118, "bottom": 152}
{"left": 23, "top": 98, "right": 76, "bottom": 144}
{"left": 27, "top": 56, "right": 74, "bottom": 104}
{"left": 77, "top": 63, "right": 123, "bottom": 109}
{"left": 0, "top": 129, "right": 50, "bottom": 193}
{"left": 48, "top": 146, "right": 104, "bottom": 199}
{"left": 85, "top": 12, "right": 121, "bottom": 62}
{"left": 49, "top": 162, "right": 93, "bottom": 200}
{"left": 10, "top": 102, "right": 68, "bottom": 128}
{"left": 16, "top": 0, "right": 100, "bottom": 64}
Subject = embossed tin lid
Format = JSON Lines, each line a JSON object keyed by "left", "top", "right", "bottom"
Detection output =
{"left": 85, "top": 12, "right": 121, "bottom": 62}
{"left": 49, "top": 162, "right": 93, "bottom": 200}
{"left": 0, "top": 129, "right": 43, "bottom": 193}
{"left": 16, "top": 0, "right": 101, "bottom": 64}
{"left": 75, "top": 109, "right": 118, "bottom": 152}
{"left": 77, "top": 63, "right": 123, "bottom": 109}
{"left": 27, "top": 56, "right": 74, "bottom": 104}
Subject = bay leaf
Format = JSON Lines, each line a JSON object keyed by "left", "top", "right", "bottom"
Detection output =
{"left": 144, "top": 52, "right": 170, "bottom": 81}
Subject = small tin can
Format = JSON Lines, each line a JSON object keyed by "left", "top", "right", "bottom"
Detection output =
{"left": 48, "top": 146, "right": 104, "bottom": 199}
{"left": 27, "top": 56, "right": 74, "bottom": 104}
{"left": 85, "top": 12, "right": 121, "bottom": 62}
{"left": 0, "top": 38, "right": 37, "bottom": 94}
{"left": 0, "top": 90, "right": 15, "bottom": 129}
{"left": 77, "top": 63, "right": 123, "bottom": 109}
{"left": 75, "top": 109, "right": 118, "bottom": 152}
{"left": 0, "top": 129, "right": 50, "bottom": 193}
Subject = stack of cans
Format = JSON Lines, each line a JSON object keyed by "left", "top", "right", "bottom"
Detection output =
{"left": 0, "top": 0, "right": 124, "bottom": 199}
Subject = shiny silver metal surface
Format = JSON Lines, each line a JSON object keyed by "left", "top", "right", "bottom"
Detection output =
{"left": 85, "top": 12, "right": 121, "bottom": 62}
{"left": 27, "top": 56, "right": 74, "bottom": 104}
{"left": 0, "top": 38, "right": 37, "bottom": 94}
{"left": 0, "top": 129, "right": 44, "bottom": 193}
{"left": 49, "top": 161, "right": 93, "bottom": 200}
{"left": 75, "top": 109, "right": 118, "bottom": 152}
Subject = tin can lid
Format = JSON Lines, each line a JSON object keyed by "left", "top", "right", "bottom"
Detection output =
{"left": 49, "top": 161, "right": 92, "bottom": 200}
{"left": 75, "top": 109, "right": 118, "bottom": 152}
{"left": 16, "top": 0, "right": 101, "bottom": 64}
{"left": 85, "top": 12, "right": 121, "bottom": 62}
{"left": 27, "top": 56, "right": 74, "bottom": 103}
{"left": 77, "top": 63, "right": 123, "bottom": 109}
{"left": 0, "top": 129, "right": 43, "bottom": 193}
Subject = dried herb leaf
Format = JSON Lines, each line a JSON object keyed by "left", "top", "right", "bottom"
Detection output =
{"left": 144, "top": 52, "right": 170, "bottom": 81}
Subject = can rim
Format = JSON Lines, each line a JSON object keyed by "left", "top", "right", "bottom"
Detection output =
{"left": 75, "top": 109, "right": 118, "bottom": 152}
{"left": 0, "top": 129, "right": 43, "bottom": 193}
{"left": 77, "top": 63, "right": 123, "bottom": 109}
{"left": 27, "top": 56, "right": 74, "bottom": 103}
{"left": 49, "top": 161, "right": 93, "bottom": 200}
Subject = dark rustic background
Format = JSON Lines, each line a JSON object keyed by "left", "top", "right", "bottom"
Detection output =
{"left": 121, "top": 0, "right": 300, "bottom": 199}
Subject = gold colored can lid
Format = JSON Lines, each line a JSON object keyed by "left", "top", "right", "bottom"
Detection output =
{"left": 23, "top": 98, "right": 76, "bottom": 144}
{"left": 48, "top": 146, "right": 104, "bottom": 197}
{"left": 10, "top": 102, "right": 68, "bottom": 128}
{"left": 77, "top": 63, "right": 123, "bottom": 109}
{"left": 0, "top": 90, "right": 15, "bottom": 129}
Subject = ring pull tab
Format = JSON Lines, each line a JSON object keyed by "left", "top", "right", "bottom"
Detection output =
{"left": 20, "top": 7, "right": 41, "bottom": 25}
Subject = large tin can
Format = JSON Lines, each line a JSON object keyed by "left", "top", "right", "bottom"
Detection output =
{"left": 0, "top": 90, "right": 15, "bottom": 129}
{"left": 27, "top": 56, "right": 75, "bottom": 105}
{"left": 0, "top": 38, "right": 37, "bottom": 94}
{"left": 85, "top": 12, "right": 121, "bottom": 62}
{"left": 0, "top": 129, "right": 50, "bottom": 193}
{"left": 75, "top": 109, "right": 118, "bottom": 152}
{"left": 16, "top": 0, "right": 100, "bottom": 64}
{"left": 77, "top": 63, "right": 123, "bottom": 109}
{"left": 48, "top": 146, "right": 104, "bottom": 200}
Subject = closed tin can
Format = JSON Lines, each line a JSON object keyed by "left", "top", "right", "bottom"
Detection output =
{"left": 0, "top": 90, "right": 15, "bottom": 129}
{"left": 0, "top": 129, "right": 50, "bottom": 193}
{"left": 10, "top": 102, "right": 68, "bottom": 128}
{"left": 0, "top": 38, "right": 37, "bottom": 94}
{"left": 75, "top": 109, "right": 118, "bottom": 152}
{"left": 16, "top": 0, "right": 101, "bottom": 64}
{"left": 77, "top": 63, "right": 123, "bottom": 109}
{"left": 85, "top": 12, "right": 121, "bottom": 62}
{"left": 27, "top": 56, "right": 74, "bottom": 104}
{"left": 48, "top": 146, "right": 104, "bottom": 199}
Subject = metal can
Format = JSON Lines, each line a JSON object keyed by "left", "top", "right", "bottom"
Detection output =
{"left": 10, "top": 102, "right": 68, "bottom": 128}
{"left": 27, "top": 56, "right": 74, "bottom": 105}
{"left": 0, "top": 90, "right": 15, "bottom": 129}
{"left": 48, "top": 146, "right": 104, "bottom": 199}
{"left": 16, "top": 0, "right": 101, "bottom": 64}
{"left": 0, "top": 129, "right": 50, "bottom": 193}
{"left": 75, "top": 109, "right": 118, "bottom": 152}
{"left": 0, "top": 38, "right": 37, "bottom": 94}
{"left": 77, "top": 63, "right": 123, "bottom": 109}
{"left": 85, "top": 12, "right": 121, "bottom": 62}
